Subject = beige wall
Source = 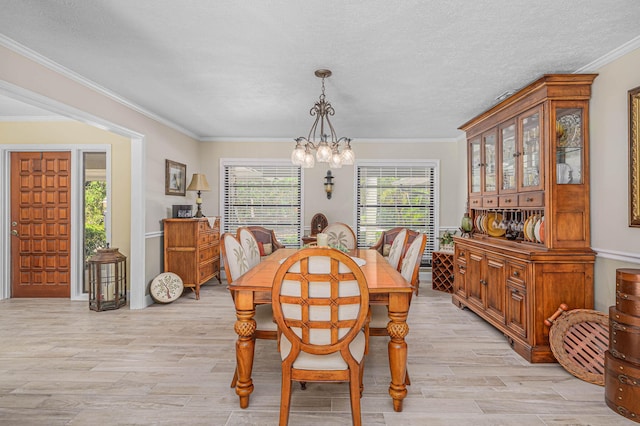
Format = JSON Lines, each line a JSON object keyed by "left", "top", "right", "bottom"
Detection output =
{"left": 3, "top": 40, "right": 640, "bottom": 311}
{"left": 198, "top": 140, "right": 464, "bottom": 234}
{"left": 0, "top": 44, "right": 201, "bottom": 307}
{"left": 589, "top": 46, "right": 640, "bottom": 311}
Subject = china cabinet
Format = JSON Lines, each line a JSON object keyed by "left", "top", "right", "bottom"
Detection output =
{"left": 453, "top": 74, "right": 597, "bottom": 363}
{"left": 163, "top": 217, "right": 220, "bottom": 300}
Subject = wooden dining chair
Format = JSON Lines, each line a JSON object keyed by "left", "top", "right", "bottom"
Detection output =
{"left": 246, "top": 226, "right": 285, "bottom": 255}
{"left": 386, "top": 228, "right": 409, "bottom": 271}
{"left": 369, "top": 227, "right": 419, "bottom": 259}
{"left": 322, "top": 222, "right": 357, "bottom": 250}
{"left": 237, "top": 226, "right": 261, "bottom": 269}
{"left": 272, "top": 247, "right": 369, "bottom": 426}
{"left": 221, "top": 233, "right": 278, "bottom": 387}
{"left": 366, "top": 233, "right": 427, "bottom": 381}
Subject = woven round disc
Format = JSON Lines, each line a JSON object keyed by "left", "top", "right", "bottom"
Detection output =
{"left": 548, "top": 309, "right": 609, "bottom": 386}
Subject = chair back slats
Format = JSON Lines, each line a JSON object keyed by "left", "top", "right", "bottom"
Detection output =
{"left": 272, "top": 248, "right": 368, "bottom": 356}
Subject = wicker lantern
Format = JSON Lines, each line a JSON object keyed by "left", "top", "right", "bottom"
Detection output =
{"left": 88, "top": 245, "right": 127, "bottom": 311}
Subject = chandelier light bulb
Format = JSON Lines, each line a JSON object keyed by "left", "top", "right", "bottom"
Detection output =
{"left": 340, "top": 143, "right": 355, "bottom": 165}
{"left": 316, "top": 140, "right": 332, "bottom": 163}
{"left": 303, "top": 150, "right": 315, "bottom": 168}
{"left": 291, "top": 142, "right": 306, "bottom": 165}
{"left": 329, "top": 148, "right": 343, "bottom": 169}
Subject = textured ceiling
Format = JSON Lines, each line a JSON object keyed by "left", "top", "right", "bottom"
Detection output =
{"left": 1, "top": 0, "right": 640, "bottom": 141}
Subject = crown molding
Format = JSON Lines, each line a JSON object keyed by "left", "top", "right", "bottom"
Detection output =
{"left": 575, "top": 34, "right": 640, "bottom": 73}
{"left": 200, "top": 136, "right": 460, "bottom": 143}
{"left": 0, "top": 34, "right": 199, "bottom": 140}
{"left": 0, "top": 115, "right": 72, "bottom": 122}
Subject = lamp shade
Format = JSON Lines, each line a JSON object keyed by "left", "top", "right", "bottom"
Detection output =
{"left": 186, "top": 173, "right": 210, "bottom": 192}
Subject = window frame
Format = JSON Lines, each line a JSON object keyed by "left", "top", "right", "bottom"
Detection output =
{"left": 220, "top": 158, "right": 303, "bottom": 246}
{"left": 354, "top": 159, "right": 439, "bottom": 266}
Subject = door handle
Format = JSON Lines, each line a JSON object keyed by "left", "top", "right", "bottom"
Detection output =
{"left": 11, "top": 230, "right": 18, "bottom": 236}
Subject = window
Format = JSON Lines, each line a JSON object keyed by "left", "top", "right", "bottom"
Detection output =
{"left": 222, "top": 161, "right": 302, "bottom": 246}
{"left": 356, "top": 161, "right": 438, "bottom": 266}
{"left": 83, "top": 151, "right": 108, "bottom": 294}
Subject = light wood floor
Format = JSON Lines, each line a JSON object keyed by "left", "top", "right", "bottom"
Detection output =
{"left": 0, "top": 279, "right": 633, "bottom": 426}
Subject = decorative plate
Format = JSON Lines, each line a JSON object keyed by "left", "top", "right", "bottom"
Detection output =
{"left": 538, "top": 217, "right": 545, "bottom": 243}
{"left": 150, "top": 272, "right": 184, "bottom": 304}
{"left": 534, "top": 217, "right": 542, "bottom": 243}
{"left": 486, "top": 212, "right": 506, "bottom": 237}
{"left": 528, "top": 215, "right": 540, "bottom": 242}
{"left": 481, "top": 214, "right": 490, "bottom": 234}
{"left": 524, "top": 216, "right": 535, "bottom": 241}
{"left": 522, "top": 216, "right": 531, "bottom": 241}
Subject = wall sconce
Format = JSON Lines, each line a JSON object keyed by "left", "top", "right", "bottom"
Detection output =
{"left": 186, "top": 173, "right": 211, "bottom": 217}
{"left": 324, "top": 170, "right": 334, "bottom": 199}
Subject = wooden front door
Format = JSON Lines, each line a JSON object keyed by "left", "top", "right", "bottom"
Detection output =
{"left": 11, "top": 152, "right": 71, "bottom": 298}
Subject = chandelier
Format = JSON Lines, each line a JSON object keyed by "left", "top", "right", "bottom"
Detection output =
{"left": 291, "top": 69, "right": 354, "bottom": 169}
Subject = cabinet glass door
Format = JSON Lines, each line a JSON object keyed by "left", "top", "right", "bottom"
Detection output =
{"left": 500, "top": 122, "right": 516, "bottom": 192}
{"left": 556, "top": 108, "right": 583, "bottom": 185}
{"left": 470, "top": 137, "right": 481, "bottom": 194}
{"left": 520, "top": 110, "right": 541, "bottom": 190}
{"left": 483, "top": 131, "right": 497, "bottom": 193}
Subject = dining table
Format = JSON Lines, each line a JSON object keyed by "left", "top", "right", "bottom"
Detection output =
{"left": 228, "top": 247, "right": 414, "bottom": 412}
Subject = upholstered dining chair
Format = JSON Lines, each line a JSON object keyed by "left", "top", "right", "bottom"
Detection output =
{"left": 322, "top": 222, "right": 357, "bottom": 250}
{"left": 237, "top": 227, "right": 261, "bottom": 269}
{"left": 246, "top": 226, "right": 285, "bottom": 256}
{"left": 221, "top": 233, "right": 278, "bottom": 387}
{"left": 370, "top": 227, "right": 420, "bottom": 259}
{"left": 272, "top": 247, "right": 369, "bottom": 426}
{"left": 386, "top": 228, "right": 409, "bottom": 271}
{"left": 366, "top": 233, "right": 427, "bottom": 380}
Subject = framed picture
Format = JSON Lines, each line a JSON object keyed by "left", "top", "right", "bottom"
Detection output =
{"left": 630, "top": 86, "right": 640, "bottom": 227}
{"left": 165, "top": 159, "right": 187, "bottom": 196}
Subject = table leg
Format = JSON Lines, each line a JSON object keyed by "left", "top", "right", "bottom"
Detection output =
{"left": 387, "top": 292, "right": 410, "bottom": 412}
{"left": 234, "top": 291, "right": 256, "bottom": 408}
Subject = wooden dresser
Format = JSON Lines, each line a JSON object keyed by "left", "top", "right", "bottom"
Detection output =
{"left": 453, "top": 74, "right": 597, "bottom": 363}
{"left": 163, "top": 217, "right": 220, "bottom": 300}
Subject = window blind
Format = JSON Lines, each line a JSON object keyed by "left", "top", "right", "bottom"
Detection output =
{"left": 223, "top": 163, "right": 302, "bottom": 246}
{"left": 356, "top": 163, "right": 437, "bottom": 265}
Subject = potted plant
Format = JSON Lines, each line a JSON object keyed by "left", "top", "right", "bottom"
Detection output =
{"left": 439, "top": 230, "right": 456, "bottom": 251}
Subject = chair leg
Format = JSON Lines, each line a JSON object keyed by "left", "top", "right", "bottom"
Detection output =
{"left": 349, "top": 367, "right": 363, "bottom": 426}
{"left": 359, "top": 359, "right": 365, "bottom": 397}
{"left": 404, "top": 368, "right": 411, "bottom": 386}
{"left": 364, "top": 308, "right": 371, "bottom": 355}
{"left": 279, "top": 369, "right": 292, "bottom": 426}
{"left": 230, "top": 367, "right": 238, "bottom": 388}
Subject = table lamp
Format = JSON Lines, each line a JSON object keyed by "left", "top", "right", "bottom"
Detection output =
{"left": 186, "top": 173, "right": 211, "bottom": 217}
